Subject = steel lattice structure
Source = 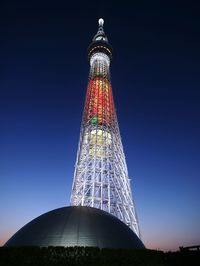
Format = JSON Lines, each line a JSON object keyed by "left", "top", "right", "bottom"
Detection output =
{"left": 70, "top": 19, "right": 140, "bottom": 238}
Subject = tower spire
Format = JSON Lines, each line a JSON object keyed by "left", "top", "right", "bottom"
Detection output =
{"left": 98, "top": 18, "right": 104, "bottom": 28}
{"left": 92, "top": 18, "right": 108, "bottom": 42}
{"left": 70, "top": 19, "right": 141, "bottom": 238}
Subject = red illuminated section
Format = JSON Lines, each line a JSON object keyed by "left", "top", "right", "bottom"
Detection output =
{"left": 85, "top": 77, "right": 114, "bottom": 126}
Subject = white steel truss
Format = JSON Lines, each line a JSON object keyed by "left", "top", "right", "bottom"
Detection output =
{"left": 70, "top": 19, "right": 140, "bottom": 238}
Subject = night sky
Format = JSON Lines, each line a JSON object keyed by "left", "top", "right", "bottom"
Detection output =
{"left": 1, "top": 0, "right": 200, "bottom": 251}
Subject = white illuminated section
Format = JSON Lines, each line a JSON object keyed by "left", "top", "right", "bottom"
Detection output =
{"left": 83, "top": 129, "right": 111, "bottom": 145}
{"left": 98, "top": 18, "right": 104, "bottom": 27}
{"left": 90, "top": 52, "right": 110, "bottom": 67}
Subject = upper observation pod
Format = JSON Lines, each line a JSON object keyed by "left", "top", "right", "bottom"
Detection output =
{"left": 88, "top": 18, "right": 112, "bottom": 61}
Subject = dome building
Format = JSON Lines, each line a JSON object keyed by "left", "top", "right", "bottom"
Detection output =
{"left": 5, "top": 206, "right": 144, "bottom": 249}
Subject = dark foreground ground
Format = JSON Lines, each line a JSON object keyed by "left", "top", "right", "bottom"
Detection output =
{"left": 0, "top": 246, "right": 199, "bottom": 266}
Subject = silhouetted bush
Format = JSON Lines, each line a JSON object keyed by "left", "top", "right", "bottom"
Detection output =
{"left": 0, "top": 246, "right": 199, "bottom": 266}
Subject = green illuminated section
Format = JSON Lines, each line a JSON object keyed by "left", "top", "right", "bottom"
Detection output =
{"left": 91, "top": 116, "right": 98, "bottom": 125}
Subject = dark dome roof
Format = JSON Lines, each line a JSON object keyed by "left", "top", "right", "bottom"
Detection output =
{"left": 5, "top": 206, "right": 145, "bottom": 249}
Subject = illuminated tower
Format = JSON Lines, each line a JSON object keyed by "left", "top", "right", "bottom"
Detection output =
{"left": 70, "top": 19, "right": 140, "bottom": 237}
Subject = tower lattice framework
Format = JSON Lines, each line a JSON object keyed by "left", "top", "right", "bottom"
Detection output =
{"left": 70, "top": 19, "right": 140, "bottom": 237}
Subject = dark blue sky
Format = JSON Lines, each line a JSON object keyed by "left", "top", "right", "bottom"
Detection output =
{"left": 0, "top": 0, "right": 200, "bottom": 250}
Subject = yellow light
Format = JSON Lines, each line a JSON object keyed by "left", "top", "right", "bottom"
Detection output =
{"left": 83, "top": 129, "right": 112, "bottom": 158}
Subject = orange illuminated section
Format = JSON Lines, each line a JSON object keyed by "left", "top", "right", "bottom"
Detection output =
{"left": 85, "top": 77, "right": 114, "bottom": 126}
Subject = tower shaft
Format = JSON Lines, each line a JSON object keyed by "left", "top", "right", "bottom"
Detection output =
{"left": 70, "top": 19, "right": 140, "bottom": 237}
